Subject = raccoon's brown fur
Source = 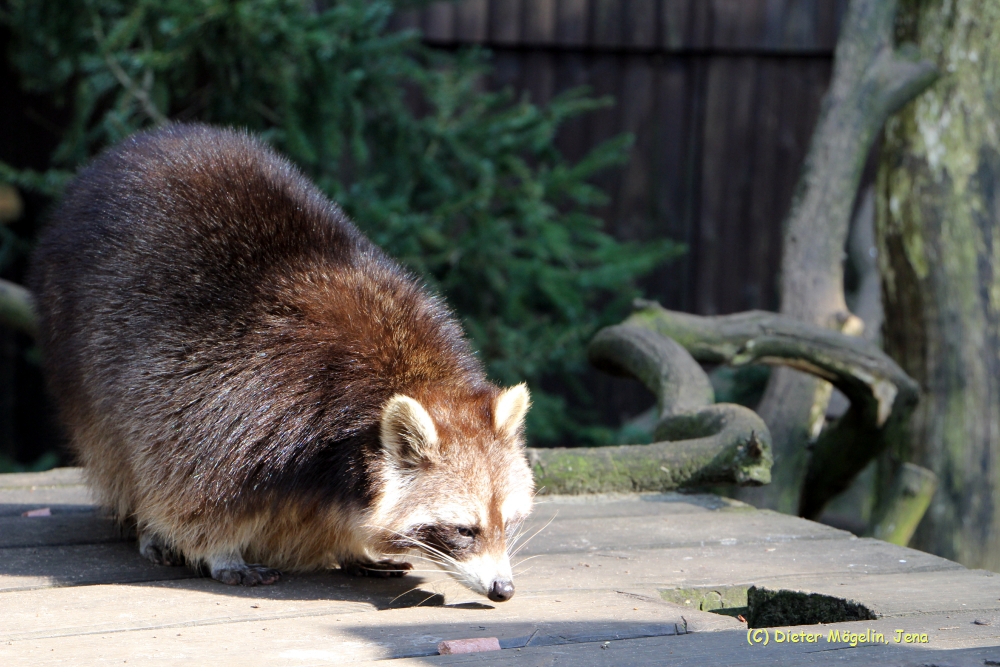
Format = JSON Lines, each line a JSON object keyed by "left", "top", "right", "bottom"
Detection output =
{"left": 30, "top": 124, "right": 533, "bottom": 600}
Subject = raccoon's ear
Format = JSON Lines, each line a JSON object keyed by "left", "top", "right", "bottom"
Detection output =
{"left": 494, "top": 383, "right": 531, "bottom": 441}
{"left": 380, "top": 395, "right": 440, "bottom": 464}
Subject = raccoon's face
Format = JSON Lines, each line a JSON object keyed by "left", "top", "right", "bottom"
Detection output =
{"left": 374, "top": 384, "right": 533, "bottom": 602}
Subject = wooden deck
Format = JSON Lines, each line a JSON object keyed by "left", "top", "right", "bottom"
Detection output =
{"left": 1, "top": 469, "right": 998, "bottom": 666}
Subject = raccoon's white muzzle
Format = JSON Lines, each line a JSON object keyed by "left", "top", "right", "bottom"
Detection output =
{"left": 449, "top": 553, "right": 515, "bottom": 602}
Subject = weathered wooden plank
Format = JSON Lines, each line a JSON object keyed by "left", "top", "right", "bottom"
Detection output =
{"left": 710, "top": 0, "right": 767, "bottom": 52}
{"left": 423, "top": 2, "right": 456, "bottom": 42}
{"left": 0, "top": 487, "right": 95, "bottom": 517}
{"left": 591, "top": 0, "right": 624, "bottom": 48}
{"left": 555, "top": 0, "right": 589, "bottom": 47}
{"left": 612, "top": 55, "right": 656, "bottom": 242}
{"left": 489, "top": 0, "right": 523, "bottom": 45}
{"left": 735, "top": 568, "right": 1000, "bottom": 618}
{"left": 0, "top": 468, "right": 93, "bottom": 516}
{"left": 0, "top": 512, "right": 122, "bottom": 549}
{"left": 454, "top": 0, "right": 489, "bottom": 42}
{"left": 0, "top": 467, "right": 84, "bottom": 488}
{"left": 524, "top": 505, "right": 851, "bottom": 555}
{"left": 742, "top": 57, "right": 784, "bottom": 311}
{"left": 583, "top": 52, "right": 624, "bottom": 229}
{"left": 0, "top": 589, "right": 731, "bottom": 666}
{"left": 623, "top": 0, "right": 657, "bottom": 49}
{"left": 647, "top": 56, "right": 700, "bottom": 311}
{"left": 660, "top": 0, "right": 690, "bottom": 50}
{"left": 678, "top": 0, "right": 713, "bottom": 50}
{"left": 3, "top": 537, "right": 972, "bottom": 645}
{"left": 0, "top": 542, "right": 197, "bottom": 592}
{"left": 358, "top": 629, "right": 1000, "bottom": 666}
{"left": 551, "top": 52, "right": 591, "bottom": 161}
{"left": 522, "top": 0, "right": 556, "bottom": 45}
{"left": 0, "top": 575, "right": 378, "bottom": 642}
{"left": 704, "top": 0, "right": 848, "bottom": 54}
{"left": 695, "top": 56, "right": 759, "bottom": 314}
{"left": 407, "top": 0, "right": 846, "bottom": 54}
{"left": 512, "top": 541, "right": 962, "bottom": 597}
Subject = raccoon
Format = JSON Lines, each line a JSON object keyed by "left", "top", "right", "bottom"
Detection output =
{"left": 29, "top": 124, "right": 534, "bottom": 602}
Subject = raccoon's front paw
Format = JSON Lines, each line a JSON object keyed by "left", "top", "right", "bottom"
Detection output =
{"left": 212, "top": 564, "right": 282, "bottom": 586}
{"left": 341, "top": 559, "right": 413, "bottom": 578}
{"left": 206, "top": 553, "right": 281, "bottom": 586}
{"left": 139, "top": 532, "right": 184, "bottom": 566}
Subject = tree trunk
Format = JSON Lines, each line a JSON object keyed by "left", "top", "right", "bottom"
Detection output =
{"left": 878, "top": 0, "right": 1000, "bottom": 570}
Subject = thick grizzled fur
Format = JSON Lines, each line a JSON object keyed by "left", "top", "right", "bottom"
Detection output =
{"left": 30, "top": 124, "right": 533, "bottom": 599}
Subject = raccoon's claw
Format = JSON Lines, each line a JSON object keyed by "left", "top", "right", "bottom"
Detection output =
{"left": 139, "top": 533, "right": 184, "bottom": 566}
{"left": 341, "top": 559, "right": 413, "bottom": 578}
{"left": 212, "top": 564, "right": 282, "bottom": 586}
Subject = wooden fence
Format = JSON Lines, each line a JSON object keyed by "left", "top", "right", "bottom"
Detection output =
{"left": 392, "top": 0, "right": 848, "bottom": 314}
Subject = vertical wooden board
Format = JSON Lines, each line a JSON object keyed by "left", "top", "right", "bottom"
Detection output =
{"left": 751, "top": 57, "right": 831, "bottom": 312}
{"left": 552, "top": 53, "right": 592, "bottom": 164}
{"left": 624, "top": 0, "right": 658, "bottom": 49}
{"left": 583, "top": 54, "right": 625, "bottom": 235}
{"left": 613, "top": 56, "right": 656, "bottom": 242}
{"left": 489, "top": 0, "right": 523, "bottom": 45}
{"left": 522, "top": 0, "right": 557, "bottom": 45}
{"left": 696, "top": 56, "right": 759, "bottom": 315}
{"left": 454, "top": 0, "right": 489, "bottom": 42}
{"left": 592, "top": 0, "right": 624, "bottom": 48}
{"left": 709, "top": 0, "right": 765, "bottom": 51}
{"left": 555, "top": 0, "right": 590, "bottom": 47}
{"left": 422, "top": 2, "right": 456, "bottom": 42}
{"left": 521, "top": 52, "right": 556, "bottom": 108}
{"left": 659, "top": 0, "right": 690, "bottom": 50}
{"left": 663, "top": 0, "right": 712, "bottom": 50}
{"left": 645, "top": 56, "right": 702, "bottom": 311}
{"left": 771, "top": 0, "right": 846, "bottom": 53}
{"left": 741, "top": 58, "right": 785, "bottom": 311}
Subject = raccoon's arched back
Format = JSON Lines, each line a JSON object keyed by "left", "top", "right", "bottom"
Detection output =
{"left": 30, "top": 124, "right": 489, "bottom": 517}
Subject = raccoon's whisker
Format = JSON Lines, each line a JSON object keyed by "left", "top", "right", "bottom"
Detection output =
{"left": 507, "top": 510, "right": 556, "bottom": 551}
{"left": 388, "top": 578, "right": 451, "bottom": 606}
{"left": 509, "top": 512, "right": 557, "bottom": 559}
{"left": 512, "top": 554, "right": 542, "bottom": 569}
{"left": 367, "top": 525, "right": 461, "bottom": 570}
{"left": 403, "top": 553, "right": 455, "bottom": 572}
{"left": 416, "top": 591, "right": 446, "bottom": 607}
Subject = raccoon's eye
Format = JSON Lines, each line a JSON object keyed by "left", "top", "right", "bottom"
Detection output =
{"left": 456, "top": 526, "right": 476, "bottom": 539}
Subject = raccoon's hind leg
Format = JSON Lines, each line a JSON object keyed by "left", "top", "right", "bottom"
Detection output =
{"left": 341, "top": 558, "right": 413, "bottom": 578}
{"left": 205, "top": 553, "right": 282, "bottom": 586}
{"left": 139, "top": 531, "right": 184, "bottom": 567}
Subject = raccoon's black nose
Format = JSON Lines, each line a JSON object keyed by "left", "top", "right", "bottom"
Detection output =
{"left": 487, "top": 578, "right": 515, "bottom": 602}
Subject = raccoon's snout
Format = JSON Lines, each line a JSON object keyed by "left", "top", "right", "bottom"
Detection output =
{"left": 487, "top": 578, "right": 515, "bottom": 602}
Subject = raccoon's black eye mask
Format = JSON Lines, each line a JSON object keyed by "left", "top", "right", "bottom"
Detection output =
{"left": 408, "top": 524, "right": 483, "bottom": 557}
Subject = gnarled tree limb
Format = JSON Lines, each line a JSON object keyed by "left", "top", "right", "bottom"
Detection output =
{"left": 623, "top": 300, "right": 919, "bottom": 518}
{"left": 528, "top": 324, "right": 772, "bottom": 494}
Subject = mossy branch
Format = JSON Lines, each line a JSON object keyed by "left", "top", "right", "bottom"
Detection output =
{"left": 623, "top": 300, "right": 919, "bottom": 517}
{"left": 528, "top": 324, "right": 772, "bottom": 494}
